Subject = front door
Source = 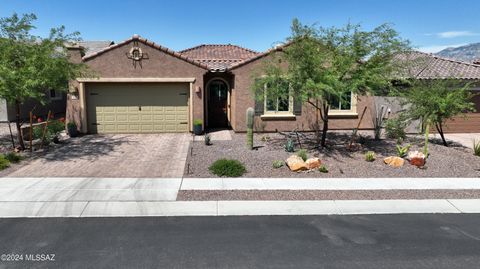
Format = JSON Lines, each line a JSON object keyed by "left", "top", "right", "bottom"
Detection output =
{"left": 207, "top": 80, "right": 229, "bottom": 128}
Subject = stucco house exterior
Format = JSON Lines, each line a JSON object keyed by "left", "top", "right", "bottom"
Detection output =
{"left": 65, "top": 35, "right": 480, "bottom": 134}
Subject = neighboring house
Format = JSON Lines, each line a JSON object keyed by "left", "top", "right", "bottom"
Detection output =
{"left": 0, "top": 40, "right": 114, "bottom": 123}
{"left": 0, "top": 89, "right": 67, "bottom": 122}
{"left": 65, "top": 35, "right": 480, "bottom": 134}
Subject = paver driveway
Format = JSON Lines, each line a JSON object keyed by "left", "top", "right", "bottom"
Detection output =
{"left": 5, "top": 134, "right": 191, "bottom": 177}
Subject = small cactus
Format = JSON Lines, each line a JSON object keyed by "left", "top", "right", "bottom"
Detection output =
{"left": 285, "top": 139, "right": 294, "bottom": 152}
{"left": 246, "top": 107, "right": 254, "bottom": 150}
{"left": 204, "top": 134, "right": 211, "bottom": 145}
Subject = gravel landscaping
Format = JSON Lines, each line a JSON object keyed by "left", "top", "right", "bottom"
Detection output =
{"left": 177, "top": 189, "right": 480, "bottom": 201}
{"left": 184, "top": 131, "right": 480, "bottom": 178}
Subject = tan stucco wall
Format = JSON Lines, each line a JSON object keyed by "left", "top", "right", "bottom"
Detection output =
{"left": 231, "top": 54, "right": 375, "bottom": 132}
{"left": 67, "top": 40, "right": 207, "bottom": 132}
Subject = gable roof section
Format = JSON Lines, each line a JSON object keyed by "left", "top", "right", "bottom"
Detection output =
{"left": 227, "top": 41, "right": 293, "bottom": 71}
{"left": 78, "top": 41, "right": 115, "bottom": 57}
{"left": 394, "top": 51, "right": 480, "bottom": 80}
{"left": 179, "top": 44, "right": 260, "bottom": 71}
{"left": 82, "top": 35, "right": 209, "bottom": 70}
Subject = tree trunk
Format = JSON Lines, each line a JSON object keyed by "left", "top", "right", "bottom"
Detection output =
{"left": 436, "top": 122, "right": 448, "bottom": 147}
{"left": 15, "top": 99, "right": 25, "bottom": 150}
{"left": 320, "top": 105, "right": 329, "bottom": 148}
{"left": 315, "top": 100, "right": 321, "bottom": 147}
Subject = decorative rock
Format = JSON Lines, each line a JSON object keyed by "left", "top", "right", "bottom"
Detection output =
{"left": 305, "top": 158, "right": 322, "bottom": 170}
{"left": 286, "top": 155, "right": 308, "bottom": 172}
{"left": 408, "top": 151, "right": 426, "bottom": 167}
{"left": 383, "top": 156, "right": 405, "bottom": 168}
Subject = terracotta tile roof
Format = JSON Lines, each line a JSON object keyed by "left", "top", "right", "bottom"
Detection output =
{"left": 179, "top": 44, "right": 260, "bottom": 71}
{"left": 82, "top": 35, "right": 209, "bottom": 70}
{"left": 394, "top": 51, "right": 480, "bottom": 80}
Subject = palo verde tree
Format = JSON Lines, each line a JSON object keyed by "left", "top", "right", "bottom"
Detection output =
{"left": 253, "top": 19, "right": 410, "bottom": 148}
{"left": 400, "top": 79, "right": 476, "bottom": 147}
{"left": 0, "top": 13, "right": 90, "bottom": 150}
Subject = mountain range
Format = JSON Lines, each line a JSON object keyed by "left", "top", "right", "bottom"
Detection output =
{"left": 434, "top": 43, "right": 480, "bottom": 63}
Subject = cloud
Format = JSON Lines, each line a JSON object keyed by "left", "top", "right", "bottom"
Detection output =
{"left": 427, "top": 31, "right": 480, "bottom": 38}
{"left": 417, "top": 43, "right": 468, "bottom": 53}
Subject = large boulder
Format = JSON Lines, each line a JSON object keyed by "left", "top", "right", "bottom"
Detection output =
{"left": 286, "top": 155, "right": 308, "bottom": 172}
{"left": 408, "top": 151, "right": 426, "bottom": 167}
{"left": 383, "top": 156, "right": 405, "bottom": 168}
{"left": 305, "top": 158, "right": 322, "bottom": 170}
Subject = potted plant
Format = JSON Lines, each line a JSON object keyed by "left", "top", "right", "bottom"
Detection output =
{"left": 67, "top": 122, "right": 78, "bottom": 137}
{"left": 193, "top": 119, "right": 203, "bottom": 135}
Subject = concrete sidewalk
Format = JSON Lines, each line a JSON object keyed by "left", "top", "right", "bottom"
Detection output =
{"left": 0, "top": 199, "right": 479, "bottom": 217}
{"left": 0, "top": 177, "right": 479, "bottom": 217}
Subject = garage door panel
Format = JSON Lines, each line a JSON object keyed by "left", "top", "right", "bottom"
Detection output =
{"left": 87, "top": 83, "right": 189, "bottom": 134}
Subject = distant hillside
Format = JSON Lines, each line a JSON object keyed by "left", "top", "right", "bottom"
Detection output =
{"left": 435, "top": 43, "right": 480, "bottom": 63}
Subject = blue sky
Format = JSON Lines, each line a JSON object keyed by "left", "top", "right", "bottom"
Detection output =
{"left": 1, "top": 0, "right": 479, "bottom": 53}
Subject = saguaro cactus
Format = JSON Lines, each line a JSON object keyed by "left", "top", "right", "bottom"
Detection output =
{"left": 246, "top": 107, "right": 254, "bottom": 150}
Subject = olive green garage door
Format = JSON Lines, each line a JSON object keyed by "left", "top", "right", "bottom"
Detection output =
{"left": 86, "top": 83, "right": 189, "bottom": 133}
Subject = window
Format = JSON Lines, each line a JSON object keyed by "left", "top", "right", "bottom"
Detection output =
{"left": 328, "top": 91, "right": 358, "bottom": 116}
{"left": 329, "top": 91, "right": 352, "bottom": 111}
{"left": 49, "top": 89, "right": 62, "bottom": 101}
{"left": 264, "top": 81, "right": 293, "bottom": 115}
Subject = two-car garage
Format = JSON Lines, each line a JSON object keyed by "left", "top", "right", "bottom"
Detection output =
{"left": 85, "top": 83, "right": 190, "bottom": 134}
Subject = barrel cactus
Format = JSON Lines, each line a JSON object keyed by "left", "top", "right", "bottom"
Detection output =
{"left": 246, "top": 107, "right": 254, "bottom": 150}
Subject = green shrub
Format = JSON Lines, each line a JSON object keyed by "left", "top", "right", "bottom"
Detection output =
{"left": 4, "top": 152, "right": 23, "bottom": 163}
{"left": 396, "top": 144, "right": 411, "bottom": 158}
{"left": 385, "top": 117, "right": 407, "bottom": 142}
{"left": 209, "top": 159, "right": 246, "bottom": 177}
{"left": 67, "top": 122, "right": 76, "bottom": 129}
{"left": 365, "top": 151, "right": 376, "bottom": 162}
{"left": 47, "top": 120, "right": 65, "bottom": 134}
{"left": 0, "top": 155, "right": 10, "bottom": 170}
{"left": 319, "top": 165, "right": 328, "bottom": 173}
{"left": 297, "top": 149, "right": 308, "bottom": 161}
{"left": 285, "top": 138, "right": 294, "bottom": 152}
{"left": 272, "top": 160, "right": 284, "bottom": 169}
{"left": 474, "top": 140, "right": 480, "bottom": 157}
{"left": 193, "top": 119, "right": 203, "bottom": 126}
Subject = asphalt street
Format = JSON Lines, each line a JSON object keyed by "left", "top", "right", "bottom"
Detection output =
{"left": 0, "top": 214, "right": 480, "bottom": 268}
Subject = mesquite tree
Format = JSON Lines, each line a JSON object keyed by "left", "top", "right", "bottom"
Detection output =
{"left": 253, "top": 19, "right": 410, "bottom": 148}
{"left": 401, "top": 79, "right": 476, "bottom": 147}
{"left": 0, "top": 13, "right": 89, "bottom": 149}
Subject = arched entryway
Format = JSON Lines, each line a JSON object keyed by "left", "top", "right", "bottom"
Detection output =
{"left": 206, "top": 79, "right": 230, "bottom": 128}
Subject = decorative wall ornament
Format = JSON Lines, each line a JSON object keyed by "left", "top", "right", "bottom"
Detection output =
{"left": 126, "top": 40, "right": 149, "bottom": 68}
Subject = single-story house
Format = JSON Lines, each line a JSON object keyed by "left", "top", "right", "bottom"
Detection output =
{"left": 65, "top": 35, "right": 480, "bottom": 134}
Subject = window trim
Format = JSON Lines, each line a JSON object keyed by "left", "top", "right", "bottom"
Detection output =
{"left": 262, "top": 83, "right": 294, "bottom": 116}
{"left": 328, "top": 92, "right": 358, "bottom": 116}
{"left": 48, "top": 89, "right": 63, "bottom": 101}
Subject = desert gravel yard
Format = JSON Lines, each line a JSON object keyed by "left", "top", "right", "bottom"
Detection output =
{"left": 184, "top": 132, "right": 480, "bottom": 178}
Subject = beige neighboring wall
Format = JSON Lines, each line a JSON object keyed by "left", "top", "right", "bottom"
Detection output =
{"left": 231, "top": 52, "right": 375, "bottom": 132}
{"left": 67, "top": 39, "right": 207, "bottom": 133}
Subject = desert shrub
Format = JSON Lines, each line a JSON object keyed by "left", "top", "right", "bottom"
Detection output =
{"left": 385, "top": 117, "right": 407, "bottom": 142}
{"left": 209, "top": 159, "right": 246, "bottom": 177}
{"left": 47, "top": 120, "right": 65, "bottom": 134}
{"left": 296, "top": 149, "right": 308, "bottom": 161}
{"left": 285, "top": 139, "right": 294, "bottom": 152}
{"left": 272, "top": 160, "right": 284, "bottom": 169}
{"left": 365, "top": 151, "right": 376, "bottom": 162}
{"left": 396, "top": 144, "right": 411, "bottom": 158}
{"left": 0, "top": 155, "right": 10, "bottom": 170}
{"left": 474, "top": 140, "right": 480, "bottom": 157}
{"left": 4, "top": 152, "right": 23, "bottom": 163}
{"left": 318, "top": 165, "right": 328, "bottom": 173}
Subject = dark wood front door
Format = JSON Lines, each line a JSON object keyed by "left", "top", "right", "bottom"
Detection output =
{"left": 207, "top": 80, "right": 228, "bottom": 128}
